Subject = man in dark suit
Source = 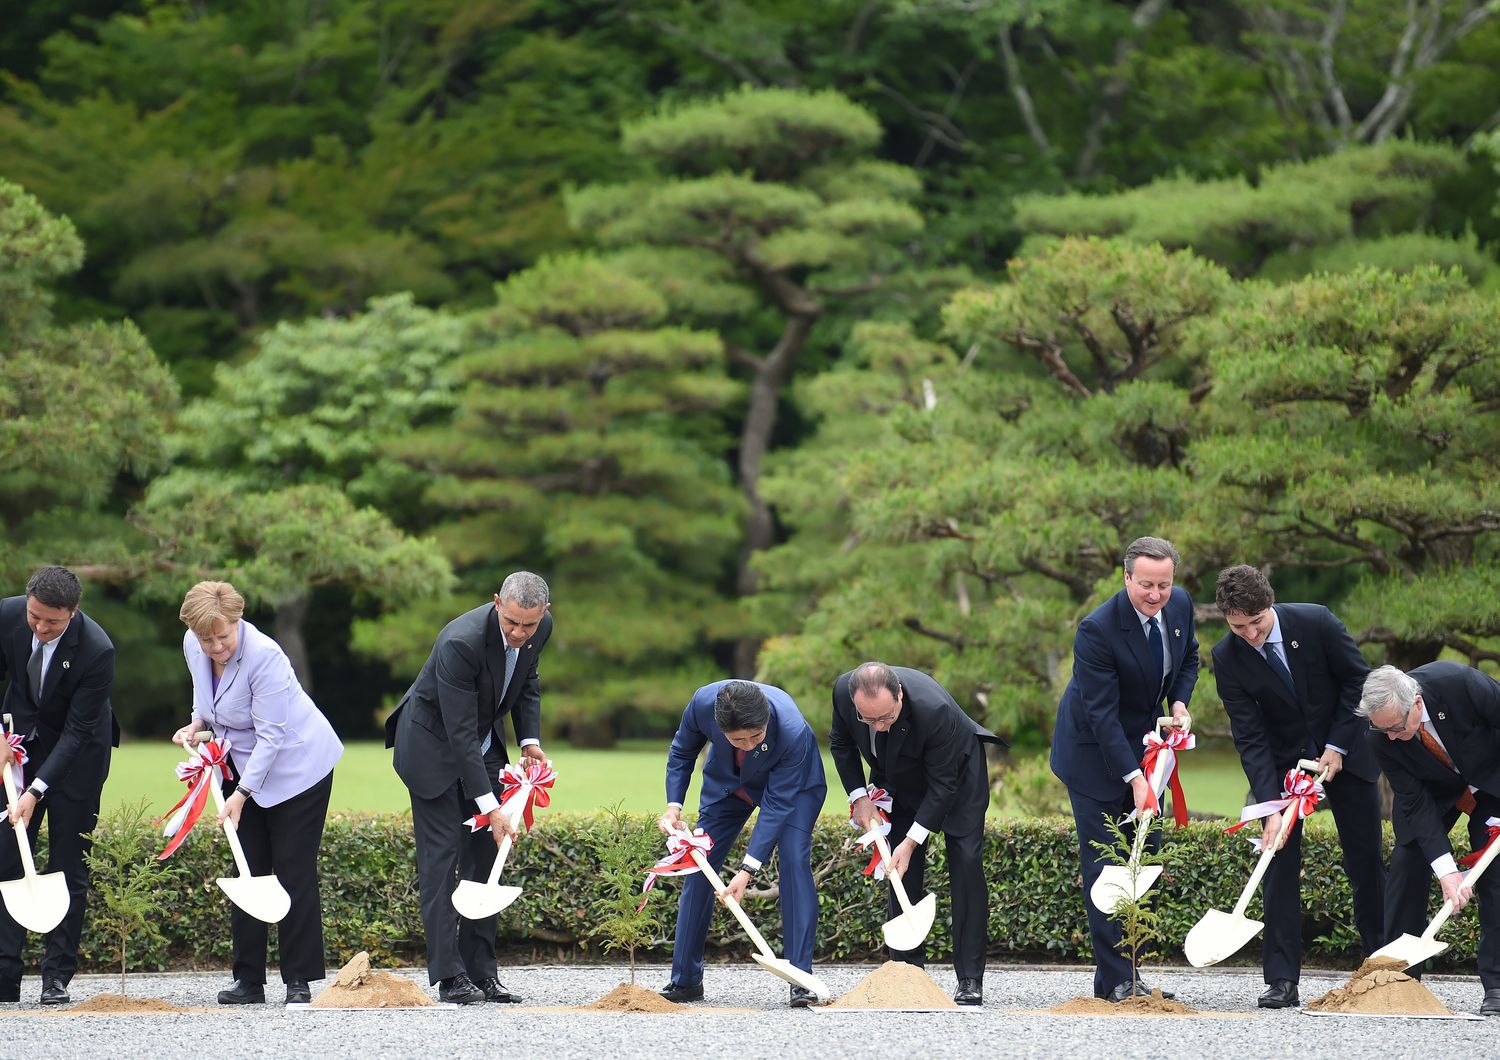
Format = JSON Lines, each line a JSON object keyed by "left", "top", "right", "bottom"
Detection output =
{"left": 1361, "top": 663, "right": 1500, "bottom": 1017}
{"left": 1212, "top": 564, "right": 1384, "bottom": 1009}
{"left": 0, "top": 565, "right": 119, "bottom": 1006}
{"left": 385, "top": 571, "right": 552, "bottom": 1005}
{"left": 830, "top": 662, "right": 1004, "bottom": 1005}
{"left": 1050, "top": 536, "right": 1197, "bottom": 1002}
{"left": 656, "top": 680, "right": 826, "bottom": 1007}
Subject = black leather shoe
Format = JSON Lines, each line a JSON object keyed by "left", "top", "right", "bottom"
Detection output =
{"left": 438, "top": 974, "right": 485, "bottom": 1005}
{"left": 39, "top": 979, "right": 70, "bottom": 1006}
{"left": 285, "top": 980, "right": 311, "bottom": 1005}
{"left": 217, "top": 980, "right": 264, "bottom": 1005}
{"left": 1107, "top": 980, "right": 1175, "bottom": 1003}
{"left": 954, "top": 977, "right": 983, "bottom": 1006}
{"left": 1258, "top": 980, "right": 1299, "bottom": 1009}
{"left": 789, "top": 985, "right": 817, "bottom": 1008}
{"left": 1482, "top": 988, "right": 1500, "bottom": 1016}
{"left": 479, "top": 976, "right": 522, "bottom": 1004}
{"left": 658, "top": 980, "right": 704, "bottom": 1003}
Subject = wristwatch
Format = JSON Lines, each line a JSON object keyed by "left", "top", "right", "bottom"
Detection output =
{"left": 25, "top": 783, "right": 45, "bottom": 802}
{"left": 739, "top": 860, "right": 758, "bottom": 877}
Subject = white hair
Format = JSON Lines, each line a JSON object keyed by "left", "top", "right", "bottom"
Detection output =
{"left": 1357, "top": 665, "right": 1420, "bottom": 718}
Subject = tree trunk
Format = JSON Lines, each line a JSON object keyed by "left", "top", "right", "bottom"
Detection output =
{"left": 274, "top": 591, "right": 313, "bottom": 693}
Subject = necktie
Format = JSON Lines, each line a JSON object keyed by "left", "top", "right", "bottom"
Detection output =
{"left": 1146, "top": 616, "right": 1165, "bottom": 699}
{"left": 732, "top": 746, "right": 753, "bottom": 805}
{"left": 27, "top": 642, "right": 44, "bottom": 703}
{"left": 1263, "top": 644, "right": 1297, "bottom": 700}
{"left": 1417, "top": 725, "right": 1478, "bottom": 813}
{"left": 480, "top": 646, "right": 518, "bottom": 756}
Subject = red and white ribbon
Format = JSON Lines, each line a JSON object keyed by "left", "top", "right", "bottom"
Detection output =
{"left": 4, "top": 733, "right": 27, "bottom": 790}
{"left": 1458, "top": 816, "right": 1500, "bottom": 870}
{"left": 851, "top": 784, "right": 894, "bottom": 880}
{"left": 157, "top": 739, "right": 233, "bottom": 860}
{"left": 465, "top": 760, "right": 558, "bottom": 833}
{"left": 638, "top": 828, "right": 714, "bottom": 910}
{"left": 1131, "top": 726, "right": 1196, "bottom": 827}
{"left": 1225, "top": 768, "right": 1325, "bottom": 851}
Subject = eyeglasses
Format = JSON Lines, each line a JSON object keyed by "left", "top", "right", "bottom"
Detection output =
{"left": 1368, "top": 707, "right": 1413, "bottom": 735}
{"left": 856, "top": 709, "right": 899, "bottom": 727}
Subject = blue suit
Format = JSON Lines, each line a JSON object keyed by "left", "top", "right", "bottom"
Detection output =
{"left": 664, "top": 681, "right": 826, "bottom": 986}
{"left": 1050, "top": 586, "right": 1198, "bottom": 996}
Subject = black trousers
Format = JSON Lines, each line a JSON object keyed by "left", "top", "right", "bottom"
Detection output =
{"left": 1260, "top": 771, "right": 1386, "bottom": 984}
{"left": 225, "top": 770, "right": 334, "bottom": 985}
{"left": 885, "top": 808, "right": 988, "bottom": 981}
{"left": 1386, "top": 807, "right": 1500, "bottom": 989}
{"left": 1067, "top": 784, "right": 1162, "bottom": 998}
{"left": 410, "top": 782, "right": 512, "bottom": 986}
{"left": 0, "top": 753, "right": 108, "bottom": 988}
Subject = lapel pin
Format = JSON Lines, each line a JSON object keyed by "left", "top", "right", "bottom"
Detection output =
{"left": 1173, "top": 628, "right": 1180, "bottom": 638}
{"left": 61, "top": 660, "right": 70, "bottom": 670}
{"left": 759, "top": 743, "right": 768, "bottom": 753}
{"left": 1437, "top": 712, "right": 1446, "bottom": 721}
{"left": 1290, "top": 641, "right": 1299, "bottom": 649}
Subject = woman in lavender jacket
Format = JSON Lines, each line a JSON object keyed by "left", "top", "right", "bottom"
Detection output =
{"left": 171, "top": 581, "right": 343, "bottom": 1006}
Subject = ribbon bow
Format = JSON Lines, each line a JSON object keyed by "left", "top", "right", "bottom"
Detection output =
{"left": 4, "top": 733, "right": 27, "bottom": 789}
{"left": 638, "top": 828, "right": 714, "bottom": 910}
{"left": 1459, "top": 816, "right": 1500, "bottom": 869}
{"left": 852, "top": 784, "right": 894, "bottom": 880}
{"left": 1225, "top": 767, "right": 1325, "bottom": 852}
{"left": 1134, "top": 726, "right": 1195, "bottom": 828}
{"left": 157, "top": 739, "right": 233, "bottom": 860}
{"left": 466, "top": 759, "right": 558, "bottom": 833}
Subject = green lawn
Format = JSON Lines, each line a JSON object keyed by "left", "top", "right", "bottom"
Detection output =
{"left": 102, "top": 738, "right": 1260, "bottom": 821}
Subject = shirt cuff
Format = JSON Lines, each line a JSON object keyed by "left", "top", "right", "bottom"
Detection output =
{"left": 907, "top": 823, "right": 931, "bottom": 845}
{"left": 1324, "top": 743, "right": 1347, "bottom": 756}
{"left": 474, "top": 792, "right": 500, "bottom": 816}
{"left": 1431, "top": 853, "right": 1459, "bottom": 878}
{"left": 519, "top": 738, "right": 540, "bottom": 747}
{"left": 847, "top": 788, "right": 868, "bottom": 804}
{"left": 1122, "top": 768, "right": 1143, "bottom": 784}
{"left": 742, "top": 853, "right": 762, "bottom": 871}
{"left": 28, "top": 777, "right": 47, "bottom": 794}
{"left": 667, "top": 802, "right": 683, "bottom": 810}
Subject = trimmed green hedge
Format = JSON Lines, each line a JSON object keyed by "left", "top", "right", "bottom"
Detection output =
{"left": 27, "top": 813, "right": 1481, "bottom": 974}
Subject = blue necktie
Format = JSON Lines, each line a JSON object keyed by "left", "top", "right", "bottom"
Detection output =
{"left": 1146, "top": 616, "right": 1165, "bottom": 700}
{"left": 480, "top": 646, "right": 518, "bottom": 755}
{"left": 1263, "top": 644, "right": 1297, "bottom": 700}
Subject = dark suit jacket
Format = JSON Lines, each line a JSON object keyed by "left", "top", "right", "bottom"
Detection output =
{"left": 0, "top": 595, "right": 119, "bottom": 797}
{"left": 665, "top": 681, "right": 826, "bottom": 864}
{"left": 1214, "top": 603, "right": 1376, "bottom": 803}
{"left": 386, "top": 603, "right": 552, "bottom": 802}
{"left": 1050, "top": 586, "right": 1199, "bottom": 801}
{"left": 829, "top": 667, "right": 1004, "bottom": 838}
{"left": 1369, "top": 661, "right": 1500, "bottom": 866}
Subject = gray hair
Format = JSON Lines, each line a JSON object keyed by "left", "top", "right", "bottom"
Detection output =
{"left": 498, "top": 571, "right": 550, "bottom": 608}
{"left": 1123, "top": 536, "right": 1180, "bottom": 575}
{"left": 1357, "top": 665, "right": 1420, "bottom": 719}
{"left": 849, "top": 661, "right": 901, "bottom": 701}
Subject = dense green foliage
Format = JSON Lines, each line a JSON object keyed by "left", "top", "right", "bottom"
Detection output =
{"left": 46, "top": 811, "right": 1485, "bottom": 973}
{"left": 1, "top": 4, "right": 1498, "bottom": 747}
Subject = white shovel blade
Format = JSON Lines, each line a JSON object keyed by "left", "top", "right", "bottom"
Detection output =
{"left": 451, "top": 880, "right": 524, "bottom": 921}
{"left": 750, "top": 953, "right": 830, "bottom": 1000}
{"left": 0, "top": 872, "right": 70, "bottom": 934}
{"left": 1184, "top": 907, "right": 1263, "bottom": 968}
{"left": 1089, "top": 865, "right": 1163, "bottom": 915}
{"left": 882, "top": 892, "right": 937, "bottom": 951}
{"left": 1370, "top": 932, "right": 1449, "bottom": 970}
{"left": 217, "top": 875, "right": 291, "bottom": 924}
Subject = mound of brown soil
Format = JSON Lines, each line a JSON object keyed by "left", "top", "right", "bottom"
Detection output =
{"left": 1049, "top": 991, "right": 1196, "bottom": 1016}
{"left": 1305, "top": 957, "right": 1450, "bottom": 1016}
{"left": 583, "top": 983, "right": 687, "bottom": 1013}
{"left": 71, "top": 995, "right": 189, "bottom": 1014}
{"left": 310, "top": 951, "right": 435, "bottom": 1009}
{"left": 829, "top": 961, "right": 957, "bottom": 1009}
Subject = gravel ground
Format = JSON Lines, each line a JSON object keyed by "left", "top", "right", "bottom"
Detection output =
{"left": 0, "top": 962, "right": 1492, "bottom": 1059}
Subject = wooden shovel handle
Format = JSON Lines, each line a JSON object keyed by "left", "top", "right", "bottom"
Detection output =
{"left": 681, "top": 839, "right": 776, "bottom": 959}
{"left": 870, "top": 832, "right": 918, "bottom": 913}
{"left": 1425, "top": 825, "right": 1500, "bottom": 939}
{"left": 1230, "top": 761, "right": 1326, "bottom": 918}
{"left": 484, "top": 786, "right": 530, "bottom": 886}
{"left": 1, "top": 714, "right": 38, "bottom": 878}
{"left": 186, "top": 736, "right": 255, "bottom": 879}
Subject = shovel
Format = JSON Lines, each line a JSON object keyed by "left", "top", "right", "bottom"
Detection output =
{"left": 869, "top": 831, "right": 936, "bottom": 951}
{"left": 0, "top": 718, "right": 70, "bottom": 933}
{"left": 1184, "top": 758, "right": 1323, "bottom": 968}
{"left": 189, "top": 734, "right": 291, "bottom": 924}
{"left": 1090, "top": 716, "right": 1189, "bottom": 914}
{"left": 451, "top": 782, "right": 529, "bottom": 920}
{"left": 678, "top": 830, "right": 831, "bottom": 1001}
{"left": 1370, "top": 821, "right": 1500, "bottom": 970}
